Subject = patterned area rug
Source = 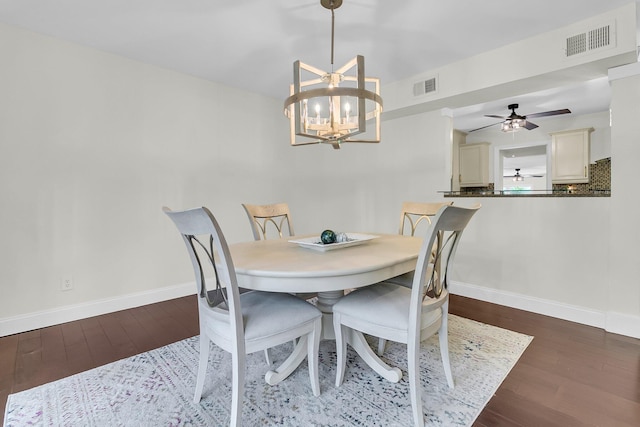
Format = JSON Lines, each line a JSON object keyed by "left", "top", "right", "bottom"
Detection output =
{"left": 4, "top": 315, "right": 532, "bottom": 427}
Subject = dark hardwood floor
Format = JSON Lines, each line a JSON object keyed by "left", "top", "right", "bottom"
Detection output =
{"left": 1, "top": 294, "right": 639, "bottom": 426}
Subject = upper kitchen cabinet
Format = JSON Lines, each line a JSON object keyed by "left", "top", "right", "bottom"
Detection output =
{"left": 551, "top": 128, "right": 594, "bottom": 184}
{"left": 459, "top": 142, "right": 490, "bottom": 187}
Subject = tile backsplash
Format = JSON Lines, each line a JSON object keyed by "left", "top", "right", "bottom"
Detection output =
{"left": 552, "top": 157, "right": 611, "bottom": 194}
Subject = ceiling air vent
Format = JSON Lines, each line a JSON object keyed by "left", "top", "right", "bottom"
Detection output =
{"left": 566, "top": 33, "right": 587, "bottom": 57}
{"left": 565, "top": 21, "right": 615, "bottom": 58}
{"left": 589, "top": 25, "right": 610, "bottom": 50}
{"left": 413, "top": 76, "right": 437, "bottom": 96}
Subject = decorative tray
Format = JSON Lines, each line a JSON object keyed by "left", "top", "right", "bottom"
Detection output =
{"left": 289, "top": 233, "right": 378, "bottom": 252}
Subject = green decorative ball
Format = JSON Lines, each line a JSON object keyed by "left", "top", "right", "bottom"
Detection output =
{"left": 320, "top": 229, "right": 337, "bottom": 244}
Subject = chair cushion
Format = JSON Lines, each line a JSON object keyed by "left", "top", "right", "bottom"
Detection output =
{"left": 240, "top": 291, "right": 321, "bottom": 342}
{"left": 200, "top": 291, "right": 321, "bottom": 346}
{"left": 333, "top": 283, "right": 442, "bottom": 339}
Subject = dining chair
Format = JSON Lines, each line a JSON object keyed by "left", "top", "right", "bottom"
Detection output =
{"left": 332, "top": 204, "right": 481, "bottom": 427}
{"left": 242, "top": 202, "right": 317, "bottom": 303}
{"left": 163, "top": 206, "right": 322, "bottom": 427}
{"left": 241, "top": 202, "right": 294, "bottom": 241}
{"left": 398, "top": 201, "right": 454, "bottom": 237}
{"left": 243, "top": 202, "right": 313, "bottom": 365}
{"left": 378, "top": 201, "right": 453, "bottom": 355}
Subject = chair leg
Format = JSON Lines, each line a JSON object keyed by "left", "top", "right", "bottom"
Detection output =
{"left": 439, "top": 306, "right": 454, "bottom": 388}
{"left": 307, "top": 318, "right": 321, "bottom": 397}
{"left": 407, "top": 338, "right": 424, "bottom": 427}
{"left": 230, "top": 347, "right": 245, "bottom": 427}
{"left": 333, "top": 313, "right": 347, "bottom": 387}
{"left": 264, "top": 348, "right": 272, "bottom": 366}
{"left": 377, "top": 338, "right": 386, "bottom": 356}
{"left": 193, "top": 334, "right": 210, "bottom": 403}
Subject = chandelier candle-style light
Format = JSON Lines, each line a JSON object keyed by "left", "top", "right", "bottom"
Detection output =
{"left": 284, "top": 0, "right": 383, "bottom": 149}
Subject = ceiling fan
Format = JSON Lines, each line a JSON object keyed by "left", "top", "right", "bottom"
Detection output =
{"left": 469, "top": 103, "right": 571, "bottom": 133}
{"left": 503, "top": 168, "right": 544, "bottom": 179}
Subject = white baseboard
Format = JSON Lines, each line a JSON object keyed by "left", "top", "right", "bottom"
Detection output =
{"left": 449, "top": 280, "right": 640, "bottom": 339}
{"left": 0, "top": 282, "right": 195, "bottom": 337}
{"left": 605, "top": 311, "right": 640, "bottom": 339}
{"left": 4, "top": 280, "right": 639, "bottom": 340}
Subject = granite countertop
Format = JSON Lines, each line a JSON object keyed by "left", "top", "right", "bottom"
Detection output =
{"left": 442, "top": 190, "right": 610, "bottom": 198}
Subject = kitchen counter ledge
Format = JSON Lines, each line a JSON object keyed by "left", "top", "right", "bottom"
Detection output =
{"left": 442, "top": 191, "right": 610, "bottom": 198}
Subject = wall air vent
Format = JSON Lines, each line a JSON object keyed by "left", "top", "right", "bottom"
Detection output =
{"left": 565, "top": 21, "right": 615, "bottom": 58}
{"left": 413, "top": 76, "right": 438, "bottom": 96}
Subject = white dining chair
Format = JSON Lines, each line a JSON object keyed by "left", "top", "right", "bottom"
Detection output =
{"left": 377, "top": 201, "right": 453, "bottom": 355}
{"left": 242, "top": 202, "right": 317, "bottom": 305}
{"left": 241, "top": 202, "right": 295, "bottom": 241}
{"left": 163, "top": 206, "right": 322, "bottom": 427}
{"left": 332, "top": 204, "right": 481, "bottom": 427}
{"left": 241, "top": 202, "right": 318, "bottom": 365}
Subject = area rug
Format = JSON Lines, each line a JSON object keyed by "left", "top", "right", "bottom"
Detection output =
{"left": 4, "top": 315, "right": 532, "bottom": 427}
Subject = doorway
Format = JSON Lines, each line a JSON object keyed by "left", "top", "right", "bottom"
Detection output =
{"left": 494, "top": 143, "right": 551, "bottom": 193}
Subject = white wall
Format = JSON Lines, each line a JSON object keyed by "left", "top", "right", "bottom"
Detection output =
{"left": 0, "top": 23, "right": 451, "bottom": 335}
{"left": 380, "top": 6, "right": 639, "bottom": 338}
{"left": 0, "top": 23, "right": 289, "bottom": 331}
{"left": 608, "top": 63, "right": 640, "bottom": 337}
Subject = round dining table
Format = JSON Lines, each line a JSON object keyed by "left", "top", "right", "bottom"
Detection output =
{"left": 229, "top": 233, "right": 422, "bottom": 385}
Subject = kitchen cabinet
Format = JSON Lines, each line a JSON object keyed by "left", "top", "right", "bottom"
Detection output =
{"left": 551, "top": 128, "right": 593, "bottom": 184}
{"left": 459, "top": 142, "right": 490, "bottom": 187}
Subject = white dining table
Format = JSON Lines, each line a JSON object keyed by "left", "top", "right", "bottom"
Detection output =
{"left": 229, "top": 233, "right": 422, "bottom": 385}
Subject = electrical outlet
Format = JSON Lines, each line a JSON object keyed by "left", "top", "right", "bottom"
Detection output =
{"left": 61, "top": 275, "right": 73, "bottom": 291}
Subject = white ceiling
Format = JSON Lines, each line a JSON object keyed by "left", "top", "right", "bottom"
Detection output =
{"left": 0, "top": 0, "right": 638, "bottom": 129}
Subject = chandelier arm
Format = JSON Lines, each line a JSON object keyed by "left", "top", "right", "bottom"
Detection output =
{"left": 342, "top": 75, "right": 380, "bottom": 84}
{"left": 333, "top": 57, "right": 359, "bottom": 75}
{"left": 297, "top": 78, "right": 325, "bottom": 88}
{"left": 336, "top": 139, "right": 381, "bottom": 144}
{"left": 292, "top": 140, "right": 322, "bottom": 146}
{"left": 297, "top": 61, "right": 329, "bottom": 77}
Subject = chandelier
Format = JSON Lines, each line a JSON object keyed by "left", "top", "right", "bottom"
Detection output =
{"left": 284, "top": 0, "right": 383, "bottom": 149}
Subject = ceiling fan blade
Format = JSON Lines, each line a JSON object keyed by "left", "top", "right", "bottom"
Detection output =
{"left": 468, "top": 122, "right": 500, "bottom": 132}
{"left": 524, "top": 121, "right": 538, "bottom": 130}
{"left": 525, "top": 108, "right": 571, "bottom": 119}
{"left": 484, "top": 114, "right": 506, "bottom": 119}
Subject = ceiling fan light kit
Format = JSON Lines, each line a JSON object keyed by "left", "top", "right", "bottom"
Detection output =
{"left": 513, "top": 168, "right": 525, "bottom": 181}
{"left": 283, "top": 0, "right": 383, "bottom": 149}
{"left": 501, "top": 117, "right": 527, "bottom": 133}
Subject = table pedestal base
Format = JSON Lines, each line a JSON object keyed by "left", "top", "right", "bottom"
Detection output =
{"left": 264, "top": 332, "right": 402, "bottom": 387}
{"left": 264, "top": 288, "right": 403, "bottom": 387}
{"left": 316, "top": 290, "right": 344, "bottom": 340}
